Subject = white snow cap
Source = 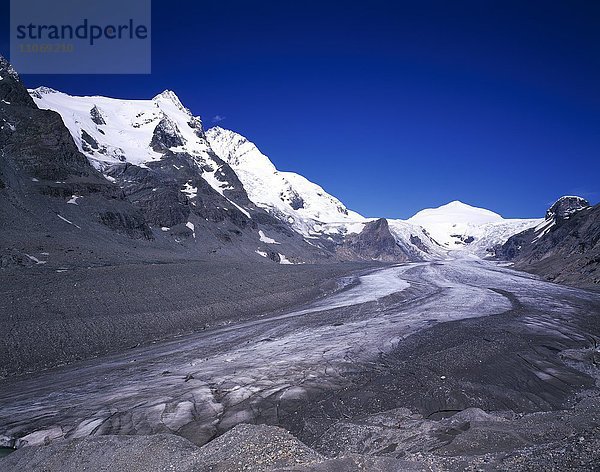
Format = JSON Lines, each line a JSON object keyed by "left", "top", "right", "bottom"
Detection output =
{"left": 407, "top": 200, "right": 539, "bottom": 251}
{"left": 27, "top": 85, "right": 541, "bottom": 258}
{"left": 152, "top": 90, "right": 190, "bottom": 114}
{"left": 410, "top": 200, "right": 503, "bottom": 225}
{"left": 27, "top": 87, "right": 237, "bottom": 199}
{"left": 206, "top": 126, "right": 366, "bottom": 236}
{"left": 408, "top": 200, "right": 502, "bottom": 245}
{"left": 29, "top": 87, "right": 211, "bottom": 169}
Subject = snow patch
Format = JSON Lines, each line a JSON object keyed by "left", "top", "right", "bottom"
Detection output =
{"left": 202, "top": 168, "right": 233, "bottom": 196}
{"left": 258, "top": 230, "right": 280, "bottom": 244}
{"left": 25, "top": 254, "right": 47, "bottom": 265}
{"left": 278, "top": 253, "right": 293, "bottom": 264}
{"left": 181, "top": 181, "right": 197, "bottom": 199}
{"left": 186, "top": 221, "right": 196, "bottom": 238}
{"left": 228, "top": 199, "right": 251, "bottom": 219}
{"left": 533, "top": 218, "right": 555, "bottom": 242}
{"left": 57, "top": 214, "right": 81, "bottom": 229}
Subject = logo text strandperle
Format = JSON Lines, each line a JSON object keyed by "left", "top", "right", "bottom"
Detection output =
{"left": 16, "top": 19, "right": 149, "bottom": 46}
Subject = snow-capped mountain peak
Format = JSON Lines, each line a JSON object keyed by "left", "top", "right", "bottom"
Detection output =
{"left": 29, "top": 87, "right": 213, "bottom": 168}
{"left": 26, "top": 84, "right": 541, "bottom": 262}
{"left": 28, "top": 87, "right": 366, "bottom": 250}
{"left": 529, "top": 195, "right": 591, "bottom": 243}
{"left": 207, "top": 126, "right": 276, "bottom": 173}
{"left": 152, "top": 90, "right": 190, "bottom": 115}
{"left": 410, "top": 201, "right": 503, "bottom": 226}
{"left": 206, "top": 126, "right": 365, "bottom": 236}
{"left": 545, "top": 196, "right": 590, "bottom": 221}
{"left": 0, "top": 55, "right": 20, "bottom": 80}
{"left": 407, "top": 200, "right": 540, "bottom": 253}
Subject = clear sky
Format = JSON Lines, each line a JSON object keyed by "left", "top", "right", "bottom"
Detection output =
{"left": 1, "top": 0, "right": 598, "bottom": 219}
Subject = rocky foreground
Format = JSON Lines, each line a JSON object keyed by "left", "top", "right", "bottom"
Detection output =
{"left": 1, "top": 259, "right": 600, "bottom": 471}
{"left": 3, "top": 404, "right": 600, "bottom": 472}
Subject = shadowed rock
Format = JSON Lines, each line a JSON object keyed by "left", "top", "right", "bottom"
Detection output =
{"left": 546, "top": 195, "right": 590, "bottom": 221}
{"left": 150, "top": 116, "right": 185, "bottom": 152}
{"left": 90, "top": 105, "right": 106, "bottom": 125}
{"left": 498, "top": 197, "right": 599, "bottom": 288}
{"left": 0, "top": 56, "right": 36, "bottom": 108}
{"left": 338, "top": 218, "right": 411, "bottom": 262}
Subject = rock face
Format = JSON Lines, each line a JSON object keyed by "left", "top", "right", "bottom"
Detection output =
{"left": 0, "top": 56, "right": 36, "bottom": 108}
{"left": 338, "top": 218, "right": 411, "bottom": 262}
{"left": 545, "top": 195, "right": 590, "bottom": 221}
{"left": 1, "top": 81, "right": 95, "bottom": 181}
{"left": 26, "top": 80, "right": 333, "bottom": 264}
{"left": 89, "top": 105, "right": 106, "bottom": 125}
{"left": 0, "top": 55, "right": 154, "bottom": 250}
{"left": 498, "top": 196, "right": 599, "bottom": 288}
{"left": 150, "top": 116, "right": 185, "bottom": 152}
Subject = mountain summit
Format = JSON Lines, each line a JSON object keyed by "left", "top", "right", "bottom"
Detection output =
{"left": 206, "top": 126, "right": 365, "bottom": 235}
{"left": 545, "top": 196, "right": 590, "bottom": 221}
{"left": 406, "top": 200, "right": 537, "bottom": 251}
{"left": 498, "top": 196, "right": 599, "bottom": 287}
{"left": 18, "top": 67, "right": 542, "bottom": 264}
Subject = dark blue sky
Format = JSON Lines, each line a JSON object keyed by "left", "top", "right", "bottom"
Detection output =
{"left": 2, "top": 0, "right": 599, "bottom": 218}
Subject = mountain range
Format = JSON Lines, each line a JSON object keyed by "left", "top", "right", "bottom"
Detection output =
{"left": 1, "top": 54, "right": 598, "bottom": 288}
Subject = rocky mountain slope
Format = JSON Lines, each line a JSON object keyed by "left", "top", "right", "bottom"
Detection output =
{"left": 0, "top": 56, "right": 157, "bottom": 270}
{"left": 1, "top": 55, "right": 560, "bottom": 267}
{"left": 337, "top": 218, "right": 414, "bottom": 262}
{"left": 498, "top": 196, "right": 599, "bottom": 288}
{"left": 206, "top": 126, "right": 365, "bottom": 235}
{"left": 28, "top": 85, "right": 445, "bottom": 262}
{"left": 28, "top": 85, "right": 332, "bottom": 264}
{"left": 1, "top": 57, "right": 377, "bottom": 376}
{"left": 206, "top": 126, "right": 455, "bottom": 260}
